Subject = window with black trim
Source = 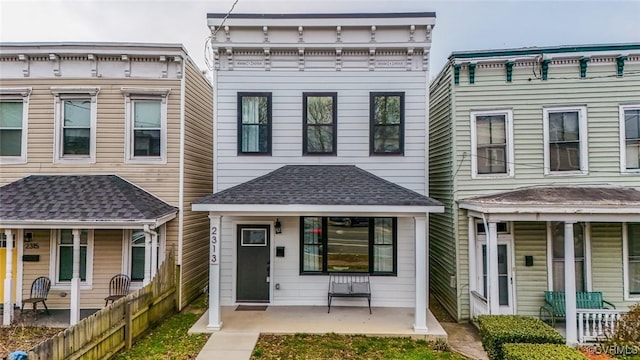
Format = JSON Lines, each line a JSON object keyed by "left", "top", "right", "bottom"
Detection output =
{"left": 370, "top": 92, "right": 404, "bottom": 155}
{"left": 238, "top": 92, "right": 271, "bottom": 154}
{"left": 303, "top": 92, "right": 336, "bottom": 155}
{"left": 300, "top": 216, "right": 396, "bottom": 275}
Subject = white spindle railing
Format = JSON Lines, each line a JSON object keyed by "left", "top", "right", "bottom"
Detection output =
{"left": 471, "top": 290, "right": 489, "bottom": 317}
{"left": 577, "top": 309, "right": 627, "bottom": 343}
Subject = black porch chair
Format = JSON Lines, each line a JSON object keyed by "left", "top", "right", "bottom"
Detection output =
{"left": 21, "top": 276, "right": 51, "bottom": 315}
{"left": 104, "top": 274, "right": 131, "bottom": 306}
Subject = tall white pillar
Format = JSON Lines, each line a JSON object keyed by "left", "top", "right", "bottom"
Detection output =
{"left": 564, "top": 222, "right": 578, "bottom": 344}
{"left": 208, "top": 214, "right": 222, "bottom": 330}
{"left": 70, "top": 229, "right": 81, "bottom": 325}
{"left": 468, "top": 217, "right": 477, "bottom": 317}
{"left": 143, "top": 225, "right": 152, "bottom": 286}
{"left": 413, "top": 216, "right": 428, "bottom": 333}
{"left": 151, "top": 230, "right": 158, "bottom": 278}
{"left": 487, "top": 222, "right": 500, "bottom": 314}
{"left": 3, "top": 230, "right": 15, "bottom": 326}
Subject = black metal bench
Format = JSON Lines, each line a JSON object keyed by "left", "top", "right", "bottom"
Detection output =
{"left": 327, "top": 272, "right": 371, "bottom": 314}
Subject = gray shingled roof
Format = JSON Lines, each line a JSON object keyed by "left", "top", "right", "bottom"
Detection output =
{"left": 460, "top": 186, "right": 640, "bottom": 207}
{"left": 0, "top": 175, "right": 177, "bottom": 222}
{"left": 194, "top": 165, "right": 442, "bottom": 207}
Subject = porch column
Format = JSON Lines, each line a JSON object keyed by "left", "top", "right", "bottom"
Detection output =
{"left": 70, "top": 229, "right": 81, "bottom": 325}
{"left": 487, "top": 222, "right": 500, "bottom": 314}
{"left": 143, "top": 225, "right": 152, "bottom": 286}
{"left": 208, "top": 214, "right": 222, "bottom": 330}
{"left": 413, "top": 216, "right": 428, "bottom": 332}
{"left": 467, "top": 217, "right": 477, "bottom": 317}
{"left": 151, "top": 229, "right": 158, "bottom": 278}
{"left": 564, "top": 221, "right": 578, "bottom": 345}
{"left": 3, "top": 230, "right": 14, "bottom": 326}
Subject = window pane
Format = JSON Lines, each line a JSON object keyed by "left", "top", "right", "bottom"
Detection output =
{"left": 373, "top": 245, "right": 393, "bottom": 272}
{"left": 551, "top": 222, "right": 584, "bottom": 291}
{"left": 373, "top": 125, "right": 400, "bottom": 153}
{"left": 0, "top": 129, "right": 22, "bottom": 156}
{"left": 63, "top": 128, "right": 90, "bottom": 155}
{"left": 476, "top": 116, "right": 506, "bottom": 145}
{"left": 134, "top": 101, "right": 161, "bottom": 128}
{"left": 0, "top": 102, "right": 23, "bottom": 127}
{"left": 625, "top": 110, "right": 640, "bottom": 139}
{"left": 302, "top": 217, "right": 323, "bottom": 272}
{"left": 60, "top": 230, "right": 88, "bottom": 244}
{"left": 626, "top": 143, "right": 640, "bottom": 169}
{"left": 134, "top": 130, "right": 161, "bottom": 156}
{"left": 477, "top": 146, "right": 507, "bottom": 174}
{"left": 63, "top": 100, "right": 90, "bottom": 127}
{"left": 630, "top": 224, "right": 640, "bottom": 295}
{"left": 241, "top": 96, "right": 268, "bottom": 125}
{"left": 241, "top": 124, "right": 268, "bottom": 153}
{"left": 549, "top": 142, "right": 580, "bottom": 171}
{"left": 303, "top": 217, "right": 322, "bottom": 244}
{"left": 374, "top": 218, "right": 393, "bottom": 245}
{"left": 58, "top": 246, "right": 87, "bottom": 281}
{"left": 306, "top": 126, "right": 333, "bottom": 153}
{"left": 132, "top": 230, "right": 145, "bottom": 245}
{"left": 131, "top": 247, "right": 145, "bottom": 281}
{"left": 242, "top": 229, "right": 266, "bottom": 245}
{"left": 550, "top": 112, "right": 579, "bottom": 141}
{"left": 306, "top": 96, "right": 333, "bottom": 125}
{"left": 327, "top": 219, "right": 369, "bottom": 272}
{"left": 374, "top": 96, "right": 400, "bottom": 125}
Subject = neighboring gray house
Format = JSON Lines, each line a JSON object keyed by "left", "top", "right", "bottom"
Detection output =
{"left": 429, "top": 43, "right": 640, "bottom": 344}
{"left": 193, "top": 12, "right": 445, "bottom": 334}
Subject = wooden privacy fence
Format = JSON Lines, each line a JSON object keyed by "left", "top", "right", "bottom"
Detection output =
{"left": 28, "top": 250, "right": 177, "bottom": 360}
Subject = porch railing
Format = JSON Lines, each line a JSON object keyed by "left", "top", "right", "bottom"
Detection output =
{"left": 470, "top": 290, "right": 489, "bottom": 318}
{"left": 577, "top": 308, "right": 627, "bottom": 343}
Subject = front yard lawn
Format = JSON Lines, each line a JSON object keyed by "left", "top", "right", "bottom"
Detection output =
{"left": 251, "top": 333, "right": 466, "bottom": 360}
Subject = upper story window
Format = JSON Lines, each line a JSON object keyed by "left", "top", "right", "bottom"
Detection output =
{"left": 370, "top": 92, "right": 404, "bottom": 155}
{"left": 0, "top": 88, "right": 30, "bottom": 164}
{"left": 543, "top": 106, "right": 588, "bottom": 175}
{"left": 620, "top": 105, "right": 640, "bottom": 172}
{"left": 121, "top": 88, "right": 170, "bottom": 164}
{"left": 51, "top": 87, "right": 99, "bottom": 163}
{"left": 238, "top": 92, "right": 271, "bottom": 155}
{"left": 470, "top": 110, "right": 514, "bottom": 177}
{"left": 303, "top": 92, "right": 337, "bottom": 155}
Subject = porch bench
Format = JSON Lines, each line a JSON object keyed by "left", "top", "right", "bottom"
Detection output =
{"left": 327, "top": 272, "right": 371, "bottom": 314}
{"left": 539, "top": 291, "right": 615, "bottom": 326}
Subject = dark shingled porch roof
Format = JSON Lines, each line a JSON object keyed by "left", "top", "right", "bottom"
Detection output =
{"left": 0, "top": 175, "right": 177, "bottom": 222}
{"left": 193, "top": 165, "right": 442, "bottom": 207}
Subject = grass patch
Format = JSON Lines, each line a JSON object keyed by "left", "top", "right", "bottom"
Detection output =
{"left": 0, "top": 325, "right": 63, "bottom": 358}
{"left": 250, "top": 333, "right": 465, "bottom": 360}
{"left": 113, "top": 295, "right": 209, "bottom": 360}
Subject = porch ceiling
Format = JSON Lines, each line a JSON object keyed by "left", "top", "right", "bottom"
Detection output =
{"left": 458, "top": 185, "right": 640, "bottom": 222}
{"left": 192, "top": 165, "right": 443, "bottom": 215}
{"left": 0, "top": 175, "right": 177, "bottom": 228}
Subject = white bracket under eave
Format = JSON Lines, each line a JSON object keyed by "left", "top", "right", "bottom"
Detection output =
{"left": 88, "top": 54, "right": 97, "bottom": 77}
{"left": 174, "top": 56, "right": 183, "bottom": 79}
{"left": 226, "top": 48, "right": 233, "bottom": 70}
{"left": 49, "top": 53, "right": 60, "bottom": 77}
{"left": 298, "top": 48, "right": 305, "bottom": 71}
{"left": 264, "top": 48, "right": 271, "bottom": 71}
{"left": 122, "top": 54, "right": 131, "bottom": 77}
{"left": 407, "top": 48, "right": 414, "bottom": 71}
{"left": 160, "top": 56, "right": 168, "bottom": 78}
{"left": 335, "top": 48, "right": 342, "bottom": 71}
{"left": 369, "top": 48, "right": 376, "bottom": 71}
{"left": 18, "top": 54, "right": 29, "bottom": 77}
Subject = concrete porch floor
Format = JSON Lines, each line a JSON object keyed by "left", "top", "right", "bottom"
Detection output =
{"left": 189, "top": 305, "right": 447, "bottom": 339}
{"left": 1, "top": 308, "right": 99, "bottom": 328}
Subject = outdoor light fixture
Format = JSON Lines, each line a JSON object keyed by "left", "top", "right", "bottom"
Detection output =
{"left": 275, "top": 219, "right": 282, "bottom": 234}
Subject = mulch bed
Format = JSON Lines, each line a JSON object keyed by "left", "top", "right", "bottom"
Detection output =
{"left": 0, "top": 325, "right": 63, "bottom": 358}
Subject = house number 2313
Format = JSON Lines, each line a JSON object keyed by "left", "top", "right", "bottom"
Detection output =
{"left": 210, "top": 226, "right": 218, "bottom": 265}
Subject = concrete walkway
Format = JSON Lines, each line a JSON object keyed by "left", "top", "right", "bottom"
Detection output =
{"left": 196, "top": 332, "right": 259, "bottom": 360}
{"left": 440, "top": 322, "right": 488, "bottom": 360}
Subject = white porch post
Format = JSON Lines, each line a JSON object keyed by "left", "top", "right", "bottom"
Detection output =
{"left": 70, "top": 229, "right": 81, "bottom": 325}
{"left": 413, "top": 216, "right": 428, "bottom": 332}
{"left": 151, "top": 229, "right": 158, "bottom": 278}
{"left": 143, "top": 225, "right": 152, "bottom": 286}
{"left": 468, "top": 217, "right": 477, "bottom": 317}
{"left": 564, "top": 221, "right": 578, "bottom": 345}
{"left": 487, "top": 222, "right": 500, "bottom": 314}
{"left": 3, "top": 230, "right": 15, "bottom": 326}
{"left": 208, "top": 214, "right": 222, "bottom": 330}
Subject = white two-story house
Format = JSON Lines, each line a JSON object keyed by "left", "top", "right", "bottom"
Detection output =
{"left": 193, "top": 12, "right": 443, "bottom": 334}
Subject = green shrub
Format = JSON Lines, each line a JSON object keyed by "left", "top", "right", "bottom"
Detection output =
{"left": 502, "top": 343, "right": 587, "bottom": 360}
{"left": 477, "top": 315, "right": 565, "bottom": 360}
{"left": 607, "top": 303, "right": 640, "bottom": 348}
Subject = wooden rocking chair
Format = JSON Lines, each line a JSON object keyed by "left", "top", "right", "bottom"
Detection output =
{"left": 104, "top": 274, "right": 131, "bottom": 306}
{"left": 21, "top": 276, "right": 51, "bottom": 315}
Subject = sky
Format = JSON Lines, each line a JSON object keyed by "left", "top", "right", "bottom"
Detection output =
{"left": 1, "top": 0, "right": 640, "bottom": 75}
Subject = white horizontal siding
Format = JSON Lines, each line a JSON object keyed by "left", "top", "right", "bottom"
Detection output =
{"left": 215, "top": 70, "right": 428, "bottom": 194}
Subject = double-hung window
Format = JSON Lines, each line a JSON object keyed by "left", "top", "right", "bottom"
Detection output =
{"left": 620, "top": 105, "right": 640, "bottom": 172}
{"left": 0, "top": 88, "right": 30, "bottom": 163}
{"left": 543, "top": 106, "right": 588, "bottom": 174}
{"left": 237, "top": 92, "right": 271, "bottom": 155}
{"left": 471, "top": 110, "right": 513, "bottom": 177}
{"left": 52, "top": 87, "right": 99, "bottom": 163}
{"left": 125, "top": 227, "right": 163, "bottom": 283}
{"left": 370, "top": 92, "right": 404, "bottom": 155}
{"left": 303, "top": 92, "right": 337, "bottom": 155}
{"left": 549, "top": 222, "right": 587, "bottom": 292}
{"left": 51, "top": 229, "right": 93, "bottom": 287}
{"left": 300, "top": 216, "right": 396, "bottom": 275}
{"left": 625, "top": 223, "right": 640, "bottom": 299}
{"left": 122, "top": 88, "right": 170, "bottom": 163}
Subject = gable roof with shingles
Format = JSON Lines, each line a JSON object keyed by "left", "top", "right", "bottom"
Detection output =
{"left": 0, "top": 175, "right": 177, "bottom": 222}
{"left": 194, "top": 165, "right": 442, "bottom": 207}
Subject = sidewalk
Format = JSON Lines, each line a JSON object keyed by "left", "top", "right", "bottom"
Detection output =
{"left": 440, "top": 322, "right": 488, "bottom": 360}
{"left": 196, "top": 332, "right": 259, "bottom": 360}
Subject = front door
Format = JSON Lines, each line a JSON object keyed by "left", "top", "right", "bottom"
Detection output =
{"left": 479, "top": 243, "right": 514, "bottom": 314}
{"left": 0, "top": 234, "right": 18, "bottom": 303}
{"left": 236, "top": 225, "right": 270, "bottom": 303}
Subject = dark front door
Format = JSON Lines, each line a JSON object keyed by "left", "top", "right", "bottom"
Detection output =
{"left": 236, "top": 225, "right": 270, "bottom": 302}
